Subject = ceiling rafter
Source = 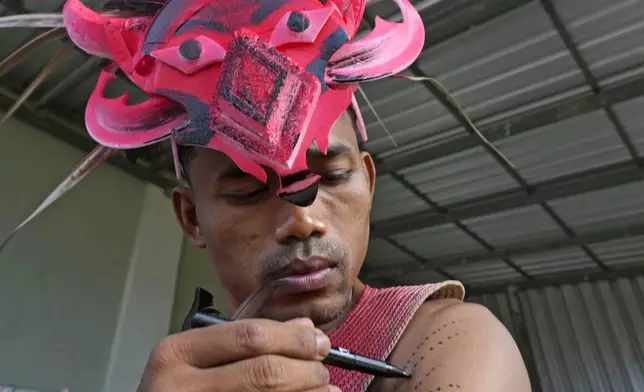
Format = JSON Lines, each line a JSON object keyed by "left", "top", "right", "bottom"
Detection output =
{"left": 371, "top": 160, "right": 644, "bottom": 238}
{"left": 362, "top": 6, "right": 535, "bottom": 279}
{"left": 539, "top": 0, "right": 641, "bottom": 164}
{"left": 375, "top": 70, "right": 644, "bottom": 176}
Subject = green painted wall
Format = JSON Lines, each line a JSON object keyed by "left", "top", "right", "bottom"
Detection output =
{"left": 0, "top": 115, "right": 146, "bottom": 391}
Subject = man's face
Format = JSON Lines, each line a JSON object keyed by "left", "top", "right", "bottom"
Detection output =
{"left": 173, "top": 112, "right": 376, "bottom": 325}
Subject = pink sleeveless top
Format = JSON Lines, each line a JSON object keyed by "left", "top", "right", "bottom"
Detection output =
{"left": 328, "top": 282, "right": 465, "bottom": 392}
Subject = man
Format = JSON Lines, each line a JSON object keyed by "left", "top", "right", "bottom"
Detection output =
{"left": 2, "top": 0, "right": 531, "bottom": 391}
{"left": 133, "top": 107, "right": 531, "bottom": 392}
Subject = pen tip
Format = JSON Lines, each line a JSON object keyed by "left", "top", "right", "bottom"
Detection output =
{"left": 390, "top": 365, "right": 411, "bottom": 378}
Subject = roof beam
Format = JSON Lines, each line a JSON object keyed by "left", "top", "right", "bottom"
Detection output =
{"left": 376, "top": 73, "right": 644, "bottom": 176}
{"left": 371, "top": 160, "right": 644, "bottom": 238}
{"left": 363, "top": 222, "right": 644, "bottom": 279}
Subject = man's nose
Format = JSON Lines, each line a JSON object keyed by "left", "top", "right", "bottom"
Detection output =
{"left": 275, "top": 205, "right": 328, "bottom": 244}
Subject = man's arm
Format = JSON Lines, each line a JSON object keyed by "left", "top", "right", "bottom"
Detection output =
{"left": 373, "top": 300, "right": 531, "bottom": 392}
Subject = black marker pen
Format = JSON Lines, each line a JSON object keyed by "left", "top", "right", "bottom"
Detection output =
{"left": 182, "top": 288, "right": 411, "bottom": 379}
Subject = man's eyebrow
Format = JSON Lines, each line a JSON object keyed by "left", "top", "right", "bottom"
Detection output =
{"left": 216, "top": 143, "right": 351, "bottom": 180}
{"left": 308, "top": 143, "right": 351, "bottom": 158}
{"left": 219, "top": 164, "right": 251, "bottom": 180}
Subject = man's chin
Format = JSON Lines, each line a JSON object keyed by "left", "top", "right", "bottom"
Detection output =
{"left": 260, "top": 289, "right": 350, "bottom": 325}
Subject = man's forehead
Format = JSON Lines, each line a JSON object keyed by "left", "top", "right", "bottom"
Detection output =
{"left": 194, "top": 111, "right": 359, "bottom": 174}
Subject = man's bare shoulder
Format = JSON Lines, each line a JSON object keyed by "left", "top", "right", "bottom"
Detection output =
{"left": 414, "top": 297, "right": 497, "bottom": 325}
{"left": 368, "top": 297, "right": 531, "bottom": 392}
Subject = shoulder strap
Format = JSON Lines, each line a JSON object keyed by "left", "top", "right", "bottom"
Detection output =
{"left": 328, "top": 281, "right": 464, "bottom": 392}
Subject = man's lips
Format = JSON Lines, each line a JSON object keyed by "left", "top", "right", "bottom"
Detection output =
{"left": 284, "top": 257, "right": 336, "bottom": 276}
{"left": 268, "top": 257, "right": 339, "bottom": 293}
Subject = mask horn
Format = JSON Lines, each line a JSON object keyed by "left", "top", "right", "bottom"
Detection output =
{"left": 63, "top": 0, "right": 151, "bottom": 59}
{"left": 325, "top": 0, "right": 424, "bottom": 84}
{"left": 85, "top": 64, "right": 188, "bottom": 149}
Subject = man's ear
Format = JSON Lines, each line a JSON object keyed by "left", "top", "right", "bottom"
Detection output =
{"left": 172, "top": 186, "right": 206, "bottom": 248}
{"left": 361, "top": 151, "right": 377, "bottom": 198}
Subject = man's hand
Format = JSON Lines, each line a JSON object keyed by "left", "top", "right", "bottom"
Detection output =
{"left": 138, "top": 318, "right": 341, "bottom": 392}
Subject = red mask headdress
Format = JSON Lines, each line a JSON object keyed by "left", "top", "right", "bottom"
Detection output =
{"left": 0, "top": 0, "right": 425, "bottom": 250}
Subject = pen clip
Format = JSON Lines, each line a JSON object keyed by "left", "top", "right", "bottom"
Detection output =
{"left": 182, "top": 287, "right": 220, "bottom": 332}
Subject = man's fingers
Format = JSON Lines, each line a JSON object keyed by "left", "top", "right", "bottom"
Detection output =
{"left": 164, "top": 318, "right": 331, "bottom": 368}
{"left": 188, "top": 355, "right": 331, "bottom": 391}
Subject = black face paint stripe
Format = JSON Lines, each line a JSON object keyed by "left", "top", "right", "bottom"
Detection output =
{"left": 278, "top": 178, "right": 320, "bottom": 207}
{"left": 158, "top": 89, "right": 214, "bottom": 146}
{"left": 305, "top": 27, "right": 349, "bottom": 90}
{"left": 143, "top": 0, "right": 194, "bottom": 54}
{"left": 250, "top": 0, "right": 289, "bottom": 24}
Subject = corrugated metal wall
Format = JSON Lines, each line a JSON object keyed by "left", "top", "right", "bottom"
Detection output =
{"left": 469, "top": 276, "right": 644, "bottom": 392}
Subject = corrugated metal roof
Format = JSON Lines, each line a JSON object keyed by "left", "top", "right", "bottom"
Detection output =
{"left": 512, "top": 247, "right": 599, "bottom": 276}
{"left": 416, "top": 2, "right": 586, "bottom": 120}
{"left": 493, "top": 109, "right": 630, "bottom": 183}
{"left": 391, "top": 223, "right": 486, "bottom": 259}
{"left": 357, "top": 71, "right": 458, "bottom": 155}
{"left": 363, "top": 238, "right": 415, "bottom": 268}
{"left": 469, "top": 277, "right": 644, "bottom": 392}
{"left": 443, "top": 259, "right": 526, "bottom": 286}
{"left": 519, "top": 277, "right": 644, "bottom": 392}
{"left": 549, "top": 181, "right": 644, "bottom": 234}
{"left": 462, "top": 205, "right": 567, "bottom": 248}
{"left": 590, "top": 235, "right": 644, "bottom": 269}
{"left": 614, "top": 95, "right": 644, "bottom": 155}
{"left": 395, "top": 268, "right": 451, "bottom": 286}
{"left": 557, "top": 0, "right": 644, "bottom": 80}
{"left": 399, "top": 146, "right": 519, "bottom": 205}
{"left": 370, "top": 174, "right": 428, "bottom": 223}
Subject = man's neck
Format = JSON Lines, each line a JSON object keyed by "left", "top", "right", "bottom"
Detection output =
{"left": 318, "top": 280, "right": 366, "bottom": 334}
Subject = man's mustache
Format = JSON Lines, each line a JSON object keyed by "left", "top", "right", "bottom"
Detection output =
{"left": 258, "top": 239, "right": 348, "bottom": 281}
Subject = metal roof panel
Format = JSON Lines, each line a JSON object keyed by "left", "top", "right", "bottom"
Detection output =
{"left": 364, "top": 238, "right": 416, "bottom": 268}
{"left": 554, "top": 0, "right": 644, "bottom": 80}
{"left": 400, "top": 146, "right": 519, "bottom": 205}
{"left": 391, "top": 223, "right": 486, "bottom": 259}
{"left": 613, "top": 95, "right": 644, "bottom": 155}
{"left": 549, "top": 181, "right": 644, "bottom": 235}
{"left": 443, "top": 259, "right": 526, "bottom": 286}
{"left": 493, "top": 110, "right": 631, "bottom": 183}
{"left": 416, "top": 2, "right": 586, "bottom": 120}
{"left": 358, "top": 75, "right": 458, "bottom": 155}
{"left": 590, "top": 235, "right": 644, "bottom": 269}
{"left": 462, "top": 205, "right": 568, "bottom": 248}
{"left": 397, "top": 268, "right": 455, "bottom": 285}
{"left": 513, "top": 247, "right": 599, "bottom": 276}
{"left": 371, "top": 175, "right": 429, "bottom": 222}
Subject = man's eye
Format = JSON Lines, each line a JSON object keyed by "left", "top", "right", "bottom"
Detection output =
{"left": 323, "top": 170, "right": 352, "bottom": 183}
{"left": 225, "top": 187, "right": 268, "bottom": 204}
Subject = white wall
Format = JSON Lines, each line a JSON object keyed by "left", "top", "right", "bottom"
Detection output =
{"left": 0, "top": 115, "right": 146, "bottom": 391}
{"left": 0, "top": 114, "right": 230, "bottom": 392}
{"left": 102, "top": 186, "right": 184, "bottom": 392}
